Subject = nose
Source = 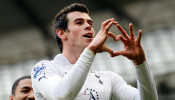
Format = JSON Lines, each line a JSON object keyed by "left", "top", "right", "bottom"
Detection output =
{"left": 85, "top": 22, "right": 92, "bottom": 30}
{"left": 27, "top": 91, "right": 35, "bottom": 100}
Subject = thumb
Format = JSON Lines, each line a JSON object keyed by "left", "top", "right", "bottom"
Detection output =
{"left": 102, "top": 44, "right": 114, "bottom": 57}
{"left": 113, "top": 51, "right": 126, "bottom": 57}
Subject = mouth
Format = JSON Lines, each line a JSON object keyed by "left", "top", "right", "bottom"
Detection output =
{"left": 83, "top": 33, "right": 93, "bottom": 38}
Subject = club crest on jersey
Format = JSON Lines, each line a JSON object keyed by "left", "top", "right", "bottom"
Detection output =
{"left": 32, "top": 62, "right": 47, "bottom": 81}
{"left": 83, "top": 88, "right": 99, "bottom": 100}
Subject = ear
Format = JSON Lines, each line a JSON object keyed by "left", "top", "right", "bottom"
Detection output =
{"left": 56, "top": 28, "right": 67, "bottom": 39}
{"left": 9, "top": 95, "right": 14, "bottom": 100}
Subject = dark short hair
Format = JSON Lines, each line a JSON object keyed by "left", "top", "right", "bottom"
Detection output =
{"left": 11, "top": 75, "right": 31, "bottom": 95}
{"left": 53, "top": 3, "right": 90, "bottom": 52}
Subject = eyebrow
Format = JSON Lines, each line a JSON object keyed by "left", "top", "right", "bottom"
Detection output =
{"left": 21, "top": 86, "right": 31, "bottom": 90}
{"left": 74, "top": 18, "right": 93, "bottom": 23}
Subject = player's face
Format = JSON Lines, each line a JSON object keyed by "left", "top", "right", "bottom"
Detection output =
{"left": 13, "top": 79, "right": 34, "bottom": 100}
{"left": 66, "top": 11, "right": 95, "bottom": 49}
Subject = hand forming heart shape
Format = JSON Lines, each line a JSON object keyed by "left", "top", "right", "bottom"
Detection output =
{"left": 88, "top": 20, "right": 146, "bottom": 65}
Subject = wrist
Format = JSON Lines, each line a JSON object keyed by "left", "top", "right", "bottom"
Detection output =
{"left": 87, "top": 45, "right": 97, "bottom": 54}
{"left": 87, "top": 46, "right": 96, "bottom": 54}
{"left": 84, "top": 48, "right": 96, "bottom": 56}
{"left": 132, "top": 59, "right": 146, "bottom": 66}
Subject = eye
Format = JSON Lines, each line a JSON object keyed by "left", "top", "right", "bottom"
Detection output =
{"left": 88, "top": 20, "right": 93, "bottom": 26}
{"left": 21, "top": 89, "right": 30, "bottom": 94}
{"left": 88, "top": 22, "right": 93, "bottom": 26}
{"left": 76, "top": 21, "right": 83, "bottom": 25}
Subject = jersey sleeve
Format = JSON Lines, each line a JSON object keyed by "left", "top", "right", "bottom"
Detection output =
{"left": 31, "top": 48, "right": 95, "bottom": 100}
{"left": 112, "top": 62, "right": 158, "bottom": 100}
{"left": 135, "top": 62, "right": 158, "bottom": 100}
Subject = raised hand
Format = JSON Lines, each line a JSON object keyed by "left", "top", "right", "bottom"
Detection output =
{"left": 87, "top": 18, "right": 117, "bottom": 56}
{"left": 113, "top": 23, "right": 146, "bottom": 65}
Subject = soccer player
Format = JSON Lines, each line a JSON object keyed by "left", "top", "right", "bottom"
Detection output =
{"left": 31, "top": 3, "right": 158, "bottom": 100}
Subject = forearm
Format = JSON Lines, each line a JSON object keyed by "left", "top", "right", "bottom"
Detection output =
{"left": 54, "top": 48, "right": 95, "bottom": 99}
{"left": 32, "top": 48, "right": 95, "bottom": 100}
{"left": 135, "top": 62, "right": 158, "bottom": 100}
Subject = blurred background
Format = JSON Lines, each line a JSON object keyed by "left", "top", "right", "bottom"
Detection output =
{"left": 0, "top": 0, "right": 175, "bottom": 99}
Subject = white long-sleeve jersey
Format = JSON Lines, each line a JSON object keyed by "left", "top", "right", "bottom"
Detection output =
{"left": 31, "top": 48, "right": 158, "bottom": 100}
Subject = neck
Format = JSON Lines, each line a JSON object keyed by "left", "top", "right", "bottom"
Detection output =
{"left": 62, "top": 45, "right": 85, "bottom": 64}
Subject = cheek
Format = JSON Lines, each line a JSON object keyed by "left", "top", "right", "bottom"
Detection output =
{"left": 15, "top": 93, "right": 27, "bottom": 100}
{"left": 69, "top": 28, "right": 83, "bottom": 40}
{"left": 71, "top": 27, "right": 82, "bottom": 34}
{"left": 70, "top": 34, "right": 81, "bottom": 42}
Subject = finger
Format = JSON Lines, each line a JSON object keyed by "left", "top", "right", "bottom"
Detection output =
{"left": 115, "top": 35, "right": 126, "bottom": 43}
{"left": 105, "top": 21, "right": 118, "bottom": 33}
{"left": 101, "top": 18, "right": 115, "bottom": 29}
{"left": 108, "top": 32, "right": 126, "bottom": 42}
{"left": 105, "top": 21, "right": 113, "bottom": 33}
{"left": 102, "top": 44, "right": 114, "bottom": 56}
{"left": 116, "top": 24, "right": 130, "bottom": 40}
{"left": 108, "top": 32, "right": 117, "bottom": 41}
{"left": 129, "top": 23, "right": 135, "bottom": 40}
{"left": 136, "top": 30, "right": 142, "bottom": 43}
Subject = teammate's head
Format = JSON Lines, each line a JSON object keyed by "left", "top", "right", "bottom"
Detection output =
{"left": 53, "top": 3, "right": 90, "bottom": 52}
{"left": 9, "top": 75, "right": 35, "bottom": 100}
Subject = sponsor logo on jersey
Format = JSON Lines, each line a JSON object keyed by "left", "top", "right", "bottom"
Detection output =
{"left": 32, "top": 62, "right": 47, "bottom": 81}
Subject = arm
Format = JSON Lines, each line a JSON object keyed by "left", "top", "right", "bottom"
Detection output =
{"left": 112, "top": 23, "right": 158, "bottom": 100}
{"left": 32, "top": 48, "right": 95, "bottom": 100}
{"left": 112, "top": 62, "right": 158, "bottom": 100}
{"left": 136, "top": 62, "right": 158, "bottom": 100}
